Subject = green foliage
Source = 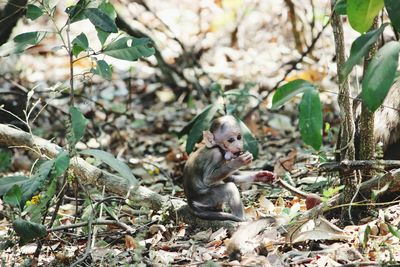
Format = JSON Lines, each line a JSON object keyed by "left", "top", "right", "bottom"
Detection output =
{"left": 384, "top": 0, "right": 400, "bottom": 32}
{"left": 29, "top": 177, "right": 57, "bottom": 223}
{"left": 68, "top": 106, "right": 88, "bottom": 148}
{"left": 79, "top": 149, "right": 137, "bottom": 186}
{"left": 84, "top": 8, "right": 118, "bottom": 33}
{"left": 322, "top": 185, "right": 344, "bottom": 198}
{"left": 20, "top": 160, "right": 53, "bottom": 207}
{"left": 179, "top": 101, "right": 259, "bottom": 157}
{"left": 96, "top": 2, "right": 117, "bottom": 45}
{"left": 237, "top": 118, "right": 259, "bottom": 158}
{"left": 53, "top": 151, "right": 70, "bottom": 177}
{"left": 0, "top": 31, "right": 47, "bottom": 56}
{"left": 271, "top": 79, "right": 314, "bottom": 109}
{"left": 334, "top": 0, "right": 347, "bottom": 15}
{"left": 299, "top": 90, "right": 323, "bottom": 150}
{"left": 224, "top": 83, "right": 258, "bottom": 116}
{"left": 13, "top": 219, "right": 47, "bottom": 245}
{"left": 361, "top": 41, "right": 400, "bottom": 112}
{"left": 272, "top": 79, "right": 323, "bottom": 150}
{"left": 347, "top": 0, "right": 384, "bottom": 33}
{"left": 362, "top": 225, "right": 372, "bottom": 248}
{"left": 0, "top": 176, "right": 28, "bottom": 196}
{"left": 0, "top": 149, "right": 12, "bottom": 172}
{"left": 183, "top": 104, "right": 221, "bottom": 154}
{"left": 388, "top": 224, "right": 400, "bottom": 239}
{"left": 3, "top": 185, "right": 23, "bottom": 209}
{"left": 72, "top": 32, "right": 89, "bottom": 57}
{"left": 26, "top": 4, "right": 44, "bottom": 20}
{"left": 0, "top": 0, "right": 155, "bottom": 82}
{"left": 340, "top": 23, "right": 388, "bottom": 82}
{"left": 91, "top": 59, "right": 112, "bottom": 80}
{"left": 66, "top": 0, "right": 89, "bottom": 23}
{"left": 103, "top": 37, "right": 155, "bottom": 61}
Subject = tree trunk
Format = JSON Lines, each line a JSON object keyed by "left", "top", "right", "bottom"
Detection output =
{"left": 330, "top": 0, "right": 356, "bottom": 223}
{"left": 359, "top": 18, "right": 379, "bottom": 163}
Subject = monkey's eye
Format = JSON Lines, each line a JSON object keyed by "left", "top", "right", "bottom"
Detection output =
{"left": 237, "top": 134, "right": 242, "bottom": 140}
{"left": 228, "top": 138, "right": 235, "bottom": 143}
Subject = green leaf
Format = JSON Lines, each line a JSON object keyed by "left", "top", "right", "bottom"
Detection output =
{"left": 21, "top": 160, "right": 53, "bottom": 206}
{"left": 4, "top": 185, "right": 22, "bottom": 208}
{"left": 69, "top": 106, "right": 88, "bottom": 147}
{"left": 30, "top": 176, "right": 58, "bottom": 223}
{"left": 210, "top": 83, "right": 224, "bottom": 96}
{"left": 340, "top": 23, "right": 389, "bottom": 82}
{"left": 179, "top": 105, "right": 218, "bottom": 138}
{"left": 96, "top": 28, "right": 110, "bottom": 46}
{"left": 335, "top": 0, "right": 347, "bottom": 15}
{"left": 72, "top": 32, "right": 89, "bottom": 57}
{"left": 99, "top": 2, "right": 116, "bottom": 19}
{"left": 237, "top": 119, "right": 259, "bottom": 159}
{"left": 185, "top": 104, "right": 221, "bottom": 153}
{"left": 79, "top": 149, "right": 137, "bottom": 186}
{"left": 103, "top": 37, "right": 155, "bottom": 61}
{"left": 362, "top": 225, "right": 371, "bottom": 248}
{"left": 84, "top": 8, "right": 117, "bottom": 33}
{"left": 299, "top": 89, "right": 322, "bottom": 150}
{"left": 95, "top": 2, "right": 116, "bottom": 45}
{"left": 0, "top": 175, "right": 29, "bottom": 196}
{"left": 271, "top": 79, "right": 315, "bottom": 109}
{"left": 385, "top": 0, "right": 400, "bottom": 32}
{"left": 91, "top": 59, "right": 112, "bottom": 80}
{"left": 53, "top": 151, "right": 70, "bottom": 177}
{"left": 13, "top": 219, "right": 47, "bottom": 245}
{"left": 361, "top": 41, "right": 400, "bottom": 112}
{"left": 26, "top": 4, "right": 43, "bottom": 20}
{"left": 0, "top": 31, "right": 47, "bottom": 57}
{"left": 388, "top": 224, "right": 400, "bottom": 239}
{"left": 347, "top": 0, "right": 384, "bottom": 33}
{"left": 65, "top": 0, "right": 88, "bottom": 23}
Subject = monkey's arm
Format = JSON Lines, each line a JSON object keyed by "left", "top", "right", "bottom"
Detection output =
{"left": 228, "top": 170, "right": 275, "bottom": 184}
{"left": 204, "top": 151, "right": 253, "bottom": 186}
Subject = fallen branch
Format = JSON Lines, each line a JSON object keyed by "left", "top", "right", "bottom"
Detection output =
{"left": 48, "top": 219, "right": 135, "bottom": 233}
{"left": 0, "top": 124, "right": 236, "bottom": 230}
{"left": 319, "top": 160, "right": 400, "bottom": 172}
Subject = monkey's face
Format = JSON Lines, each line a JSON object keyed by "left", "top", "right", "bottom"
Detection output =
{"left": 214, "top": 126, "right": 243, "bottom": 159}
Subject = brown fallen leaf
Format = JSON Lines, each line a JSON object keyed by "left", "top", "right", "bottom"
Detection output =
{"left": 125, "top": 235, "right": 138, "bottom": 250}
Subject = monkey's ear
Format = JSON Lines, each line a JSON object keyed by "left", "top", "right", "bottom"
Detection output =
{"left": 203, "top": 131, "right": 215, "bottom": 148}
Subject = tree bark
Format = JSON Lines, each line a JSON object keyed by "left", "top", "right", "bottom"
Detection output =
{"left": 330, "top": 1, "right": 355, "bottom": 161}
{"left": 359, "top": 18, "right": 379, "bottom": 162}
{"left": 330, "top": 0, "right": 356, "bottom": 223}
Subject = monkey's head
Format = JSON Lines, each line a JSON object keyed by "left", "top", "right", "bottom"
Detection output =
{"left": 203, "top": 116, "right": 243, "bottom": 160}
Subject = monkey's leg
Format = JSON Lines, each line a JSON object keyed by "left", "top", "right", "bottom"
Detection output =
{"left": 190, "top": 183, "right": 245, "bottom": 221}
{"left": 223, "top": 182, "right": 245, "bottom": 219}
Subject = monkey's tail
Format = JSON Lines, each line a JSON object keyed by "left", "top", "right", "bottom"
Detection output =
{"left": 190, "top": 205, "right": 244, "bottom": 222}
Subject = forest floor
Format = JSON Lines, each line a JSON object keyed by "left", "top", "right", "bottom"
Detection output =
{"left": 1, "top": 0, "right": 400, "bottom": 266}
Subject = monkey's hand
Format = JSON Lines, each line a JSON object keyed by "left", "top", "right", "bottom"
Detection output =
{"left": 253, "top": 171, "right": 275, "bottom": 183}
{"left": 229, "top": 151, "right": 253, "bottom": 169}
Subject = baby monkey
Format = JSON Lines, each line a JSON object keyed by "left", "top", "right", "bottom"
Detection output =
{"left": 183, "top": 115, "right": 274, "bottom": 222}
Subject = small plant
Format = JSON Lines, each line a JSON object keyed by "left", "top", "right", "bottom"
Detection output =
{"left": 0, "top": 0, "right": 155, "bottom": 246}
